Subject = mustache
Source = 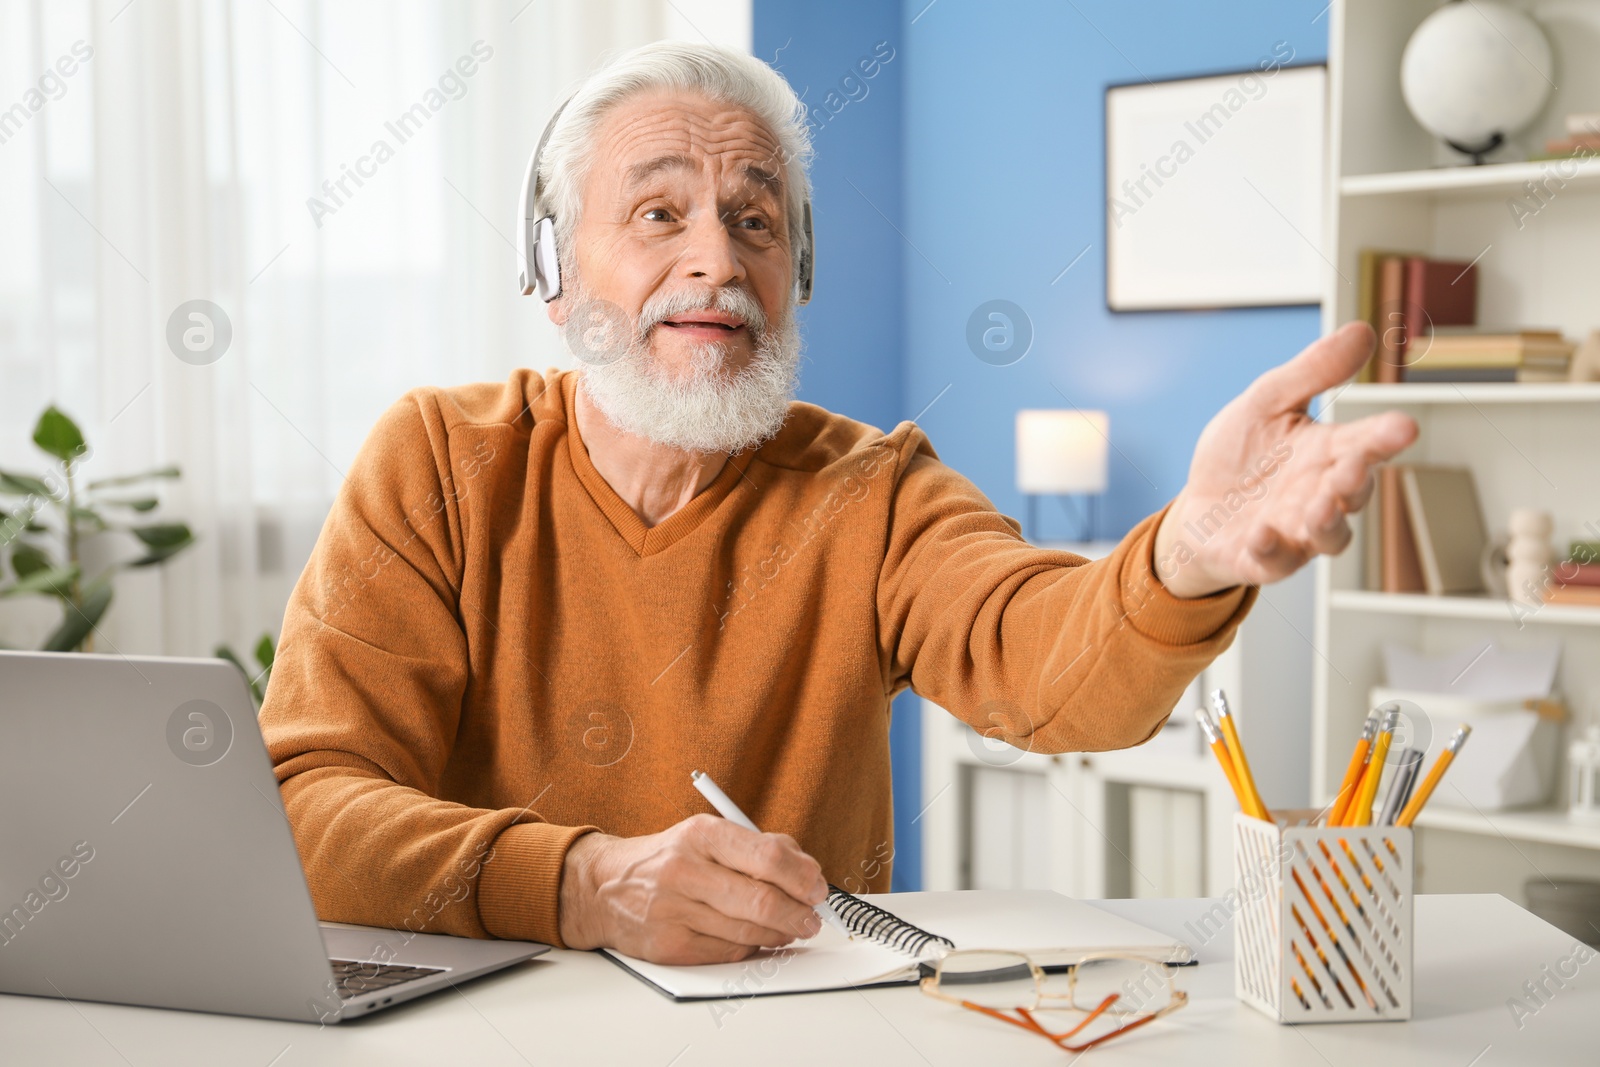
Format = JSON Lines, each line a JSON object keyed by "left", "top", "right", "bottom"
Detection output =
{"left": 638, "top": 286, "right": 770, "bottom": 337}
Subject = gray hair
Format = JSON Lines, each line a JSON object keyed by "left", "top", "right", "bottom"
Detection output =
{"left": 538, "top": 40, "right": 813, "bottom": 287}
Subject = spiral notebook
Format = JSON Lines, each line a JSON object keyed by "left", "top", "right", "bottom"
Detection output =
{"left": 601, "top": 888, "right": 1191, "bottom": 1001}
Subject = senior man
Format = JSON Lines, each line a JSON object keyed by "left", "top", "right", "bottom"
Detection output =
{"left": 261, "top": 41, "right": 1415, "bottom": 966}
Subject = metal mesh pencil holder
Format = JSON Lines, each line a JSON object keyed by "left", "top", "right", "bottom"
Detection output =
{"left": 1232, "top": 812, "right": 1413, "bottom": 1023}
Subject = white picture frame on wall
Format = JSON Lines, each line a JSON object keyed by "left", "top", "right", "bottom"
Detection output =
{"left": 1105, "top": 63, "right": 1327, "bottom": 312}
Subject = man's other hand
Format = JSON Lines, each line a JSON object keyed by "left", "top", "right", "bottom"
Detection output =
{"left": 1154, "top": 321, "right": 1419, "bottom": 598}
{"left": 557, "top": 814, "right": 827, "bottom": 964}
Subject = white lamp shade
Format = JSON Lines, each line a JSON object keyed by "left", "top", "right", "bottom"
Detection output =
{"left": 1016, "top": 410, "right": 1109, "bottom": 495}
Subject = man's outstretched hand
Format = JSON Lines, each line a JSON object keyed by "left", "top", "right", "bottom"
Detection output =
{"left": 1154, "top": 322, "right": 1419, "bottom": 599}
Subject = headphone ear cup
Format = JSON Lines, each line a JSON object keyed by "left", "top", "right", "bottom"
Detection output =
{"left": 533, "top": 216, "right": 562, "bottom": 302}
{"left": 795, "top": 199, "right": 814, "bottom": 306}
{"left": 518, "top": 217, "right": 537, "bottom": 295}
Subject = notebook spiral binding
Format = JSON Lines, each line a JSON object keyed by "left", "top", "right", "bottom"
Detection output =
{"left": 826, "top": 886, "right": 955, "bottom": 958}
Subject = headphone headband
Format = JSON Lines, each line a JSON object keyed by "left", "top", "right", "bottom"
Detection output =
{"left": 516, "top": 96, "right": 572, "bottom": 300}
{"left": 515, "top": 95, "right": 815, "bottom": 305}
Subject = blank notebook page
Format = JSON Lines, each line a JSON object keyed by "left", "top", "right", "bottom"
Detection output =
{"left": 862, "top": 890, "right": 1189, "bottom": 967}
{"left": 603, "top": 890, "right": 1188, "bottom": 1000}
{"left": 604, "top": 922, "right": 921, "bottom": 999}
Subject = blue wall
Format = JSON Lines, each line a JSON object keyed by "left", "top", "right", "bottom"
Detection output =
{"left": 901, "top": 0, "right": 1328, "bottom": 542}
{"left": 755, "top": 1, "right": 905, "bottom": 432}
{"left": 754, "top": 0, "right": 924, "bottom": 890}
{"left": 756, "top": 0, "right": 1328, "bottom": 891}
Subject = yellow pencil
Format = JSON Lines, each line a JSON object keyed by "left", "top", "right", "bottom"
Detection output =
{"left": 1348, "top": 705, "right": 1398, "bottom": 828}
{"left": 1397, "top": 725, "right": 1472, "bottom": 828}
{"left": 1194, "top": 707, "right": 1247, "bottom": 810}
{"left": 1211, "top": 690, "right": 1269, "bottom": 820}
{"left": 1327, "top": 710, "right": 1379, "bottom": 826}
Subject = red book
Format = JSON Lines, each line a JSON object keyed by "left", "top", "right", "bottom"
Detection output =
{"left": 1554, "top": 562, "right": 1600, "bottom": 588}
{"left": 1402, "top": 256, "right": 1478, "bottom": 377}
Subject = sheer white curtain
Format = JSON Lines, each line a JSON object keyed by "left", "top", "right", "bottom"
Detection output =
{"left": 0, "top": 0, "right": 750, "bottom": 657}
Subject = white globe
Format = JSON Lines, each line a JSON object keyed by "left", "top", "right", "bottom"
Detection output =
{"left": 1401, "top": 1, "right": 1554, "bottom": 155}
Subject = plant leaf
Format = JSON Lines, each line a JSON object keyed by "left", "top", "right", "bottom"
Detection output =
{"left": 98, "top": 497, "right": 160, "bottom": 512}
{"left": 9, "top": 543, "right": 51, "bottom": 579}
{"left": 0, "top": 470, "right": 52, "bottom": 496}
{"left": 129, "top": 522, "right": 192, "bottom": 548}
{"left": 215, "top": 643, "right": 268, "bottom": 707}
{"left": 253, "top": 633, "right": 276, "bottom": 673}
{"left": 87, "top": 466, "right": 181, "bottom": 490}
{"left": 0, "top": 563, "right": 80, "bottom": 598}
{"left": 42, "top": 580, "right": 113, "bottom": 653}
{"left": 70, "top": 506, "right": 107, "bottom": 532}
{"left": 32, "top": 406, "right": 87, "bottom": 462}
{"left": 125, "top": 530, "right": 196, "bottom": 567}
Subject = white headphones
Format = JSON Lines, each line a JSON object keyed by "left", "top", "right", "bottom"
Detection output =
{"left": 516, "top": 96, "right": 815, "bottom": 305}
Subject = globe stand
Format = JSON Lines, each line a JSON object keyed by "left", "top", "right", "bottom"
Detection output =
{"left": 1445, "top": 131, "right": 1504, "bottom": 166}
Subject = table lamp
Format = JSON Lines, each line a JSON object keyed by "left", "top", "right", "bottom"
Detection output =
{"left": 1015, "top": 409, "right": 1109, "bottom": 543}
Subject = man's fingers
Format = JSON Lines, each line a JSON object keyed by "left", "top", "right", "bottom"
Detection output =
{"left": 1241, "top": 521, "right": 1313, "bottom": 585}
{"left": 648, "top": 927, "right": 762, "bottom": 966}
{"left": 676, "top": 892, "right": 815, "bottom": 949}
{"left": 679, "top": 853, "right": 821, "bottom": 941}
{"left": 689, "top": 816, "right": 827, "bottom": 906}
{"left": 1306, "top": 499, "right": 1353, "bottom": 557}
{"left": 1320, "top": 454, "right": 1376, "bottom": 515}
{"left": 1246, "top": 321, "right": 1376, "bottom": 415}
{"left": 1332, "top": 409, "right": 1419, "bottom": 467}
{"left": 1337, "top": 468, "right": 1377, "bottom": 515}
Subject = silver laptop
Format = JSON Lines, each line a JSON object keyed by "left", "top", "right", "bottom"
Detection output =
{"left": 0, "top": 649, "right": 548, "bottom": 1023}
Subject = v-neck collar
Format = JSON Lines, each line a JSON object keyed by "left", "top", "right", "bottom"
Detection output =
{"left": 561, "top": 372, "right": 753, "bottom": 557}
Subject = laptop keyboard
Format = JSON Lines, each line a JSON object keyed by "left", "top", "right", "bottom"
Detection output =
{"left": 330, "top": 958, "right": 446, "bottom": 999}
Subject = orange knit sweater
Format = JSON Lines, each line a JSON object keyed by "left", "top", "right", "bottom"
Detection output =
{"left": 261, "top": 369, "right": 1253, "bottom": 947}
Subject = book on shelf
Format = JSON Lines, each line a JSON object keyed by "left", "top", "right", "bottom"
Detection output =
{"left": 1355, "top": 248, "right": 1416, "bottom": 383}
{"left": 1545, "top": 585, "right": 1600, "bottom": 608}
{"left": 1402, "top": 364, "right": 1572, "bottom": 383}
{"left": 1374, "top": 255, "right": 1407, "bottom": 384}
{"left": 1402, "top": 367, "right": 1519, "bottom": 383}
{"left": 1367, "top": 464, "right": 1488, "bottom": 596}
{"left": 1404, "top": 328, "right": 1575, "bottom": 382}
{"left": 1363, "top": 488, "right": 1383, "bottom": 592}
{"left": 1376, "top": 466, "right": 1425, "bottom": 593}
{"left": 1400, "top": 466, "right": 1489, "bottom": 596}
{"left": 1359, "top": 252, "right": 1479, "bottom": 383}
{"left": 1544, "top": 135, "right": 1600, "bottom": 155}
{"left": 1554, "top": 561, "right": 1600, "bottom": 589}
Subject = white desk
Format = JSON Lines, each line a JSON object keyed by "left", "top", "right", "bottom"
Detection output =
{"left": 4, "top": 895, "right": 1593, "bottom": 1065}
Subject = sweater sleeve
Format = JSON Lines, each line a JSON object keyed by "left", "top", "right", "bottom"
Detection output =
{"left": 259, "top": 393, "right": 593, "bottom": 946}
{"left": 876, "top": 426, "right": 1256, "bottom": 753}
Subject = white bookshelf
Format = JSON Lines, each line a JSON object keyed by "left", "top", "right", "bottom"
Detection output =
{"left": 1329, "top": 589, "right": 1600, "bottom": 628}
{"left": 1315, "top": 1, "right": 1600, "bottom": 902}
{"left": 1332, "top": 382, "right": 1600, "bottom": 405}
{"left": 1340, "top": 156, "right": 1600, "bottom": 198}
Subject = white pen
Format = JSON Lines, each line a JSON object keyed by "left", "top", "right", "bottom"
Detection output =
{"left": 690, "top": 770, "right": 853, "bottom": 940}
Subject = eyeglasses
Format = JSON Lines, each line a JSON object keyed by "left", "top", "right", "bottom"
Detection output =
{"left": 919, "top": 951, "right": 1187, "bottom": 1053}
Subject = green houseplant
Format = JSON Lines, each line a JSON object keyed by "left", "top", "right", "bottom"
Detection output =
{"left": 216, "top": 632, "right": 276, "bottom": 708}
{"left": 0, "top": 406, "right": 196, "bottom": 651}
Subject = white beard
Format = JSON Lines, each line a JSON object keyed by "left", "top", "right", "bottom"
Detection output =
{"left": 565, "top": 279, "right": 802, "bottom": 455}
